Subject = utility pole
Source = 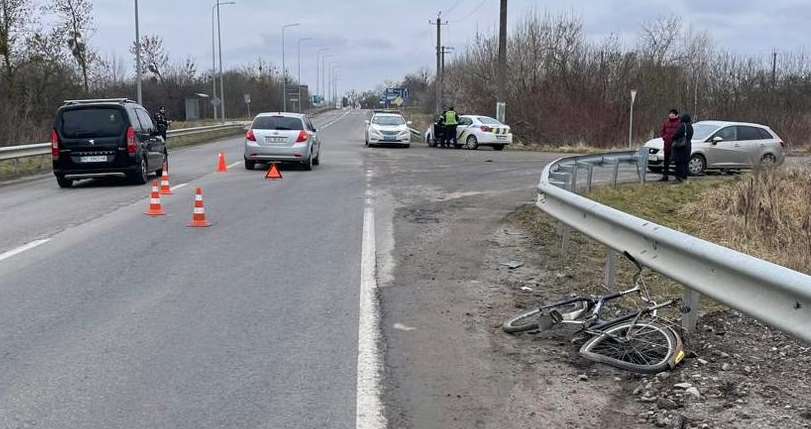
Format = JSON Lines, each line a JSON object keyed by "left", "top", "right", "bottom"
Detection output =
{"left": 297, "top": 38, "right": 311, "bottom": 113}
{"left": 217, "top": 2, "right": 225, "bottom": 120}
{"left": 496, "top": 0, "right": 508, "bottom": 123}
{"left": 772, "top": 50, "right": 778, "bottom": 86}
{"left": 281, "top": 23, "right": 300, "bottom": 112}
{"left": 134, "top": 0, "right": 142, "bottom": 105}
{"left": 430, "top": 12, "right": 447, "bottom": 115}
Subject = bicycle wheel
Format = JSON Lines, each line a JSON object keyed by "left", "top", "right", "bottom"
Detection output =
{"left": 579, "top": 320, "right": 683, "bottom": 374}
{"left": 502, "top": 299, "right": 591, "bottom": 334}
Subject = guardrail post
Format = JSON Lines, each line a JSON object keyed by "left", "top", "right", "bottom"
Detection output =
{"left": 604, "top": 250, "right": 617, "bottom": 290}
{"left": 637, "top": 148, "right": 649, "bottom": 184}
{"left": 585, "top": 163, "right": 594, "bottom": 193}
{"left": 570, "top": 162, "right": 579, "bottom": 194}
{"left": 611, "top": 160, "right": 620, "bottom": 188}
{"left": 681, "top": 289, "right": 701, "bottom": 334}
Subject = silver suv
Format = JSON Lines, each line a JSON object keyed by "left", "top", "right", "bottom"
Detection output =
{"left": 644, "top": 121, "right": 785, "bottom": 175}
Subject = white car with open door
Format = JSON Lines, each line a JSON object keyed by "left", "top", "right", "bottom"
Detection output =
{"left": 424, "top": 115, "right": 513, "bottom": 150}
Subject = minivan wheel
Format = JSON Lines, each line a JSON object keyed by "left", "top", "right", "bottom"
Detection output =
{"left": 760, "top": 153, "right": 776, "bottom": 168}
{"left": 688, "top": 154, "right": 706, "bottom": 176}
{"left": 56, "top": 174, "right": 73, "bottom": 188}
{"left": 129, "top": 157, "right": 148, "bottom": 184}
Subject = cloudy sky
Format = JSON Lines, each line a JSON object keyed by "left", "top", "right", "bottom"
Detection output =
{"left": 93, "top": 0, "right": 808, "bottom": 93}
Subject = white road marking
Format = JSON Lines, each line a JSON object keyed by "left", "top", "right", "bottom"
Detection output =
{"left": 393, "top": 323, "right": 417, "bottom": 332}
{"left": 319, "top": 109, "right": 352, "bottom": 130}
{"left": 0, "top": 239, "right": 51, "bottom": 263}
{"left": 170, "top": 183, "right": 188, "bottom": 191}
{"left": 228, "top": 161, "right": 241, "bottom": 168}
{"left": 356, "top": 205, "right": 386, "bottom": 429}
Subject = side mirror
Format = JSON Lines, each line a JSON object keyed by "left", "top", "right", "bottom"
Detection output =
{"left": 364, "top": 120, "right": 370, "bottom": 125}
{"left": 407, "top": 121, "right": 413, "bottom": 126}
{"left": 312, "top": 128, "right": 318, "bottom": 132}
{"left": 711, "top": 136, "right": 724, "bottom": 144}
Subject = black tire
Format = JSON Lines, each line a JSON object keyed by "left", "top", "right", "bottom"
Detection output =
{"left": 313, "top": 151, "right": 321, "bottom": 165}
{"left": 503, "top": 299, "right": 592, "bottom": 334}
{"left": 465, "top": 135, "right": 479, "bottom": 150}
{"left": 579, "top": 321, "right": 682, "bottom": 374}
{"left": 55, "top": 174, "right": 73, "bottom": 188}
{"left": 403, "top": 144, "right": 411, "bottom": 149}
{"left": 760, "top": 153, "right": 776, "bottom": 168}
{"left": 303, "top": 153, "right": 313, "bottom": 171}
{"left": 128, "top": 156, "right": 148, "bottom": 185}
{"left": 155, "top": 152, "right": 167, "bottom": 177}
{"left": 244, "top": 158, "right": 256, "bottom": 170}
{"left": 493, "top": 144, "right": 505, "bottom": 151}
{"left": 688, "top": 154, "right": 706, "bottom": 176}
{"left": 648, "top": 166, "right": 663, "bottom": 174}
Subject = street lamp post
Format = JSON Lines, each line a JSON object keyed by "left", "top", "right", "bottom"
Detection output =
{"left": 297, "top": 37, "right": 312, "bottom": 113}
{"left": 214, "top": 1, "right": 235, "bottom": 121}
{"left": 321, "top": 54, "right": 333, "bottom": 103}
{"left": 281, "top": 23, "right": 301, "bottom": 112}
{"left": 134, "top": 0, "right": 142, "bottom": 104}
{"left": 629, "top": 89, "right": 638, "bottom": 148}
{"left": 316, "top": 48, "right": 329, "bottom": 103}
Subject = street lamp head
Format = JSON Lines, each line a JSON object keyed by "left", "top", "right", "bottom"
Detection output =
{"left": 283, "top": 23, "right": 301, "bottom": 30}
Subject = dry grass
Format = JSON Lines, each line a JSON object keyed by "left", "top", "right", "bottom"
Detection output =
{"left": 508, "top": 141, "right": 633, "bottom": 154}
{"left": 680, "top": 167, "right": 811, "bottom": 274}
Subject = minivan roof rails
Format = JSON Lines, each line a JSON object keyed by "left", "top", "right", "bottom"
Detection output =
{"left": 62, "top": 98, "right": 137, "bottom": 105}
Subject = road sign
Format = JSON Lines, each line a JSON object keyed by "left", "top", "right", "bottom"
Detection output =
{"left": 244, "top": 94, "right": 251, "bottom": 104}
{"left": 211, "top": 97, "right": 221, "bottom": 106}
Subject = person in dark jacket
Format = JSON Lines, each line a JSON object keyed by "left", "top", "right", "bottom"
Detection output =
{"left": 672, "top": 113, "right": 694, "bottom": 182}
{"left": 153, "top": 106, "right": 171, "bottom": 141}
{"left": 659, "top": 109, "right": 681, "bottom": 181}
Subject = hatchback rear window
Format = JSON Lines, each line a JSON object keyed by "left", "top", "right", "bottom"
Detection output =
{"left": 253, "top": 116, "right": 304, "bottom": 130}
{"left": 61, "top": 108, "right": 126, "bottom": 138}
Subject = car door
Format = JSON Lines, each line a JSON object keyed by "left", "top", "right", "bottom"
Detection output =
{"left": 456, "top": 117, "right": 474, "bottom": 140}
{"left": 736, "top": 126, "right": 770, "bottom": 167}
{"left": 705, "top": 126, "right": 745, "bottom": 167}
{"left": 135, "top": 108, "right": 163, "bottom": 168}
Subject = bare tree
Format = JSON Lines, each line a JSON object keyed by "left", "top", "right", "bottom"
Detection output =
{"left": 0, "top": 0, "right": 32, "bottom": 88}
{"left": 130, "top": 34, "right": 168, "bottom": 81}
{"left": 49, "top": 0, "right": 93, "bottom": 92}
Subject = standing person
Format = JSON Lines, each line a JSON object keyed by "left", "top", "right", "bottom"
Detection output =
{"left": 659, "top": 109, "right": 681, "bottom": 182}
{"left": 154, "top": 106, "right": 171, "bottom": 141}
{"left": 436, "top": 111, "right": 447, "bottom": 148}
{"left": 443, "top": 106, "right": 459, "bottom": 148}
{"left": 672, "top": 113, "right": 694, "bottom": 183}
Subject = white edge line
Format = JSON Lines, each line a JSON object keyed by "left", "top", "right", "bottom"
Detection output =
{"left": 227, "top": 161, "right": 242, "bottom": 168}
{"left": 0, "top": 238, "right": 52, "bottom": 263}
{"left": 356, "top": 206, "right": 387, "bottom": 429}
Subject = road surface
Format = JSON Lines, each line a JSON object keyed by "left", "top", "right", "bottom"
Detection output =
{"left": 0, "top": 109, "right": 560, "bottom": 428}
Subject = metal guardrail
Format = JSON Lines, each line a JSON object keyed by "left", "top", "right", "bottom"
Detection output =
{"left": 0, "top": 122, "right": 247, "bottom": 162}
{"left": 537, "top": 149, "right": 811, "bottom": 343}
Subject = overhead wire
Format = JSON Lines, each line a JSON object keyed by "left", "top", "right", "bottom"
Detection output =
{"left": 447, "top": 0, "right": 488, "bottom": 23}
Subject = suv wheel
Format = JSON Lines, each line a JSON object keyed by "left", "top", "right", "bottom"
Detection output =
{"left": 129, "top": 156, "right": 148, "bottom": 184}
{"left": 56, "top": 174, "right": 73, "bottom": 188}
{"left": 688, "top": 154, "right": 706, "bottom": 176}
{"left": 155, "top": 152, "right": 167, "bottom": 177}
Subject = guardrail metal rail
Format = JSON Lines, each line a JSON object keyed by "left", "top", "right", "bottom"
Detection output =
{"left": 0, "top": 122, "right": 247, "bottom": 162}
{"left": 537, "top": 149, "right": 811, "bottom": 343}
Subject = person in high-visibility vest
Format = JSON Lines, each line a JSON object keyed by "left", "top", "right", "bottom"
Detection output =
{"left": 443, "top": 106, "right": 459, "bottom": 147}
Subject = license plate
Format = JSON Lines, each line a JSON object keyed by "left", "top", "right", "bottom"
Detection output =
{"left": 383, "top": 136, "right": 396, "bottom": 141}
{"left": 264, "top": 136, "right": 287, "bottom": 144}
{"left": 80, "top": 156, "right": 107, "bottom": 163}
{"left": 496, "top": 135, "right": 507, "bottom": 140}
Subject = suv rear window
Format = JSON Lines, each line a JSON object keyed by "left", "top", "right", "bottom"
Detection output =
{"left": 253, "top": 116, "right": 304, "bottom": 130}
{"left": 61, "top": 108, "right": 126, "bottom": 138}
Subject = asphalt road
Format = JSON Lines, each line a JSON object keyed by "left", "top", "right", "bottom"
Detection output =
{"left": 0, "top": 109, "right": 563, "bottom": 428}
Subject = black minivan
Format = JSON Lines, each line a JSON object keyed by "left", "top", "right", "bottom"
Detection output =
{"left": 51, "top": 98, "right": 168, "bottom": 188}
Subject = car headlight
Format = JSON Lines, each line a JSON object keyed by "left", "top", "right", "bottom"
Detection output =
{"left": 370, "top": 128, "right": 383, "bottom": 138}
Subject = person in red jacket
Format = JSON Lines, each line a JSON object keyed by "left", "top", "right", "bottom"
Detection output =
{"left": 659, "top": 109, "right": 682, "bottom": 181}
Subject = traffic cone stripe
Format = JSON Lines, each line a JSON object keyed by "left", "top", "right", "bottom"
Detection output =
{"left": 194, "top": 207, "right": 205, "bottom": 214}
{"left": 145, "top": 181, "right": 166, "bottom": 216}
{"left": 187, "top": 187, "right": 211, "bottom": 227}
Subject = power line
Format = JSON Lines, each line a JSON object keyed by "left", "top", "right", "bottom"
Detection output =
{"left": 448, "top": 0, "right": 488, "bottom": 23}
{"left": 443, "top": 0, "right": 463, "bottom": 15}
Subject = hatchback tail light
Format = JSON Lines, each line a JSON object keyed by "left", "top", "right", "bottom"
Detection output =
{"left": 480, "top": 126, "right": 492, "bottom": 132}
{"left": 296, "top": 130, "right": 310, "bottom": 143}
{"left": 126, "top": 126, "right": 137, "bottom": 155}
{"left": 246, "top": 129, "right": 256, "bottom": 141}
{"left": 51, "top": 129, "right": 60, "bottom": 160}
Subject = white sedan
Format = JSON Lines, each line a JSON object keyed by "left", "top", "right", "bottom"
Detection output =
{"left": 425, "top": 115, "right": 512, "bottom": 150}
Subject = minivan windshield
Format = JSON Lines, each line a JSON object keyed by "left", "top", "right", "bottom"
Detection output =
{"left": 372, "top": 115, "right": 405, "bottom": 126}
{"left": 253, "top": 116, "right": 304, "bottom": 131}
{"left": 692, "top": 123, "right": 718, "bottom": 141}
{"left": 61, "top": 108, "right": 126, "bottom": 138}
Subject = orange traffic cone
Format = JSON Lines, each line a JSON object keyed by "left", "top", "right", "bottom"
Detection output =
{"left": 217, "top": 152, "right": 228, "bottom": 173}
{"left": 265, "top": 163, "right": 283, "bottom": 181}
{"left": 145, "top": 180, "right": 166, "bottom": 216}
{"left": 187, "top": 187, "right": 211, "bottom": 228}
{"left": 159, "top": 164, "right": 173, "bottom": 195}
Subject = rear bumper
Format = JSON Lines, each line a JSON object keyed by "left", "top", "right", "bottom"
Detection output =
{"left": 245, "top": 141, "right": 311, "bottom": 161}
{"left": 475, "top": 134, "right": 513, "bottom": 145}
{"left": 53, "top": 154, "right": 139, "bottom": 177}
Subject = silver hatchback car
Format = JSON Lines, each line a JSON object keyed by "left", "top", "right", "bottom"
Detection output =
{"left": 644, "top": 121, "right": 785, "bottom": 175}
{"left": 244, "top": 112, "right": 321, "bottom": 171}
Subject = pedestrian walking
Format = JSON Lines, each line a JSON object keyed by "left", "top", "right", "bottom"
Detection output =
{"left": 443, "top": 106, "right": 459, "bottom": 148}
{"left": 659, "top": 109, "right": 681, "bottom": 182}
{"left": 154, "top": 106, "right": 171, "bottom": 141}
{"left": 672, "top": 113, "right": 693, "bottom": 183}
